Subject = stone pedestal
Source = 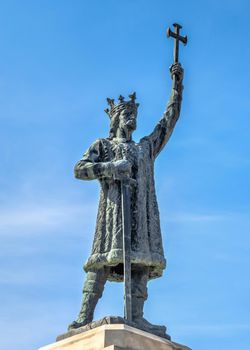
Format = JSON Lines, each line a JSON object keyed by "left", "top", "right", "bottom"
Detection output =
{"left": 39, "top": 324, "right": 191, "bottom": 350}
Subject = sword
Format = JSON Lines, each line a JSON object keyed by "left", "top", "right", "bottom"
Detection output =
{"left": 121, "top": 175, "right": 136, "bottom": 322}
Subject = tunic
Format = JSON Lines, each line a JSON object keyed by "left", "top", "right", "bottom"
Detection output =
{"left": 74, "top": 90, "right": 182, "bottom": 282}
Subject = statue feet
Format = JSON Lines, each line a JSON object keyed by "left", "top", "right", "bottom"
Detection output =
{"left": 68, "top": 319, "right": 90, "bottom": 330}
{"left": 65, "top": 316, "right": 170, "bottom": 341}
{"left": 133, "top": 317, "right": 169, "bottom": 339}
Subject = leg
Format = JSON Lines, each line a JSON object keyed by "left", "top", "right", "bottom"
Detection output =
{"left": 131, "top": 266, "right": 148, "bottom": 322}
{"left": 68, "top": 268, "right": 108, "bottom": 330}
{"left": 131, "top": 266, "right": 168, "bottom": 338}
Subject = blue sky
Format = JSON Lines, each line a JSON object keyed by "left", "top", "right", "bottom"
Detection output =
{"left": 0, "top": 1, "right": 250, "bottom": 349}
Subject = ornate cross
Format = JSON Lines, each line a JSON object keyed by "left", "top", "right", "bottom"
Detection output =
{"left": 167, "top": 23, "right": 187, "bottom": 64}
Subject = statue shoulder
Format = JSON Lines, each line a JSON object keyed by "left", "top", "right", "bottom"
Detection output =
{"left": 88, "top": 137, "right": 111, "bottom": 149}
{"left": 138, "top": 136, "right": 154, "bottom": 158}
{"left": 139, "top": 135, "right": 150, "bottom": 146}
{"left": 85, "top": 137, "right": 112, "bottom": 162}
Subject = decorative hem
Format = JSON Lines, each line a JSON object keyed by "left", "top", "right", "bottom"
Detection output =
{"left": 84, "top": 248, "right": 166, "bottom": 281}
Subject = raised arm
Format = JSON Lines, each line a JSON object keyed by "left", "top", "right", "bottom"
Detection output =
{"left": 143, "top": 63, "right": 184, "bottom": 159}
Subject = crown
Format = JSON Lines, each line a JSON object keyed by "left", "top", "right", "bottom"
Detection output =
{"left": 104, "top": 92, "right": 139, "bottom": 119}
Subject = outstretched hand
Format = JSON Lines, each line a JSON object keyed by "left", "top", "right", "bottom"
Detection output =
{"left": 170, "top": 63, "right": 184, "bottom": 82}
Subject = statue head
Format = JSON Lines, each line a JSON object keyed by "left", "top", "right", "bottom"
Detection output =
{"left": 105, "top": 93, "right": 139, "bottom": 139}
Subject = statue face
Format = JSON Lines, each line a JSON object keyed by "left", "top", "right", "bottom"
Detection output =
{"left": 119, "top": 109, "right": 137, "bottom": 132}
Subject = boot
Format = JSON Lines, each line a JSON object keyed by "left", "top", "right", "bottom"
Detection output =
{"left": 132, "top": 296, "right": 167, "bottom": 337}
{"left": 68, "top": 291, "right": 100, "bottom": 329}
{"left": 68, "top": 269, "right": 107, "bottom": 330}
{"left": 131, "top": 267, "right": 167, "bottom": 338}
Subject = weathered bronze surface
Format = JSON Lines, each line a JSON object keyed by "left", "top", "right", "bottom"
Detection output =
{"left": 68, "top": 24, "right": 186, "bottom": 339}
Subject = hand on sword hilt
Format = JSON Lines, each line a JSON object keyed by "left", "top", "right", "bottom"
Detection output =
{"left": 121, "top": 175, "right": 137, "bottom": 187}
{"left": 112, "top": 159, "right": 136, "bottom": 186}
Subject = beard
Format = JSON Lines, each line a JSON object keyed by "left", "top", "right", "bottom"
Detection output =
{"left": 125, "top": 120, "right": 137, "bottom": 130}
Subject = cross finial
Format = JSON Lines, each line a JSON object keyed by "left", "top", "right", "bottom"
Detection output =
{"left": 167, "top": 23, "right": 187, "bottom": 64}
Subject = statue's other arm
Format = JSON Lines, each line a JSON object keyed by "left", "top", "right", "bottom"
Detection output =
{"left": 74, "top": 140, "right": 112, "bottom": 180}
{"left": 74, "top": 139, "right": 131, "bottom": 181}
{"left": 144, "top": 63, "right": 184, "bottom": 159}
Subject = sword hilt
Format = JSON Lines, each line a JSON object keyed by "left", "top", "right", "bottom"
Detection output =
{"left": 120, "top": 175, "right": 137, "bottom": 187}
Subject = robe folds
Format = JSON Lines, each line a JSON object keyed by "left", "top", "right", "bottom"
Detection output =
{"left": 75, "top": 91, "right": 181, "bottom": 282}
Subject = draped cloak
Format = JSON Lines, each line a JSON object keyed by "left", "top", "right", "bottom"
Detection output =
{"left": 74, "top": 95, "right": 181, "bottom": 282}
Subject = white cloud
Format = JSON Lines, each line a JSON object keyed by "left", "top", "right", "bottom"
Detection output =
{"left": 0, "top": 202, "right": 96, "bottom": 236}
{"left": 0, "top": 270, "right": 44, "bottom": 285}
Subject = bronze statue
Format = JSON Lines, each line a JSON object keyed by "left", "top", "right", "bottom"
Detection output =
{"left": 69, "top": 24, "right": 187, "bottom": 339}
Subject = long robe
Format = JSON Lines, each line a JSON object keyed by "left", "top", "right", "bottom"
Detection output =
{"left": 74, "top": 88, "right": 182, "bottom": 282}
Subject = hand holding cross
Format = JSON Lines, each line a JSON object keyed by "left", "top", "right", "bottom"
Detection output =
{"left": 167, "top": 23, "right": 187, "bottom": 89}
